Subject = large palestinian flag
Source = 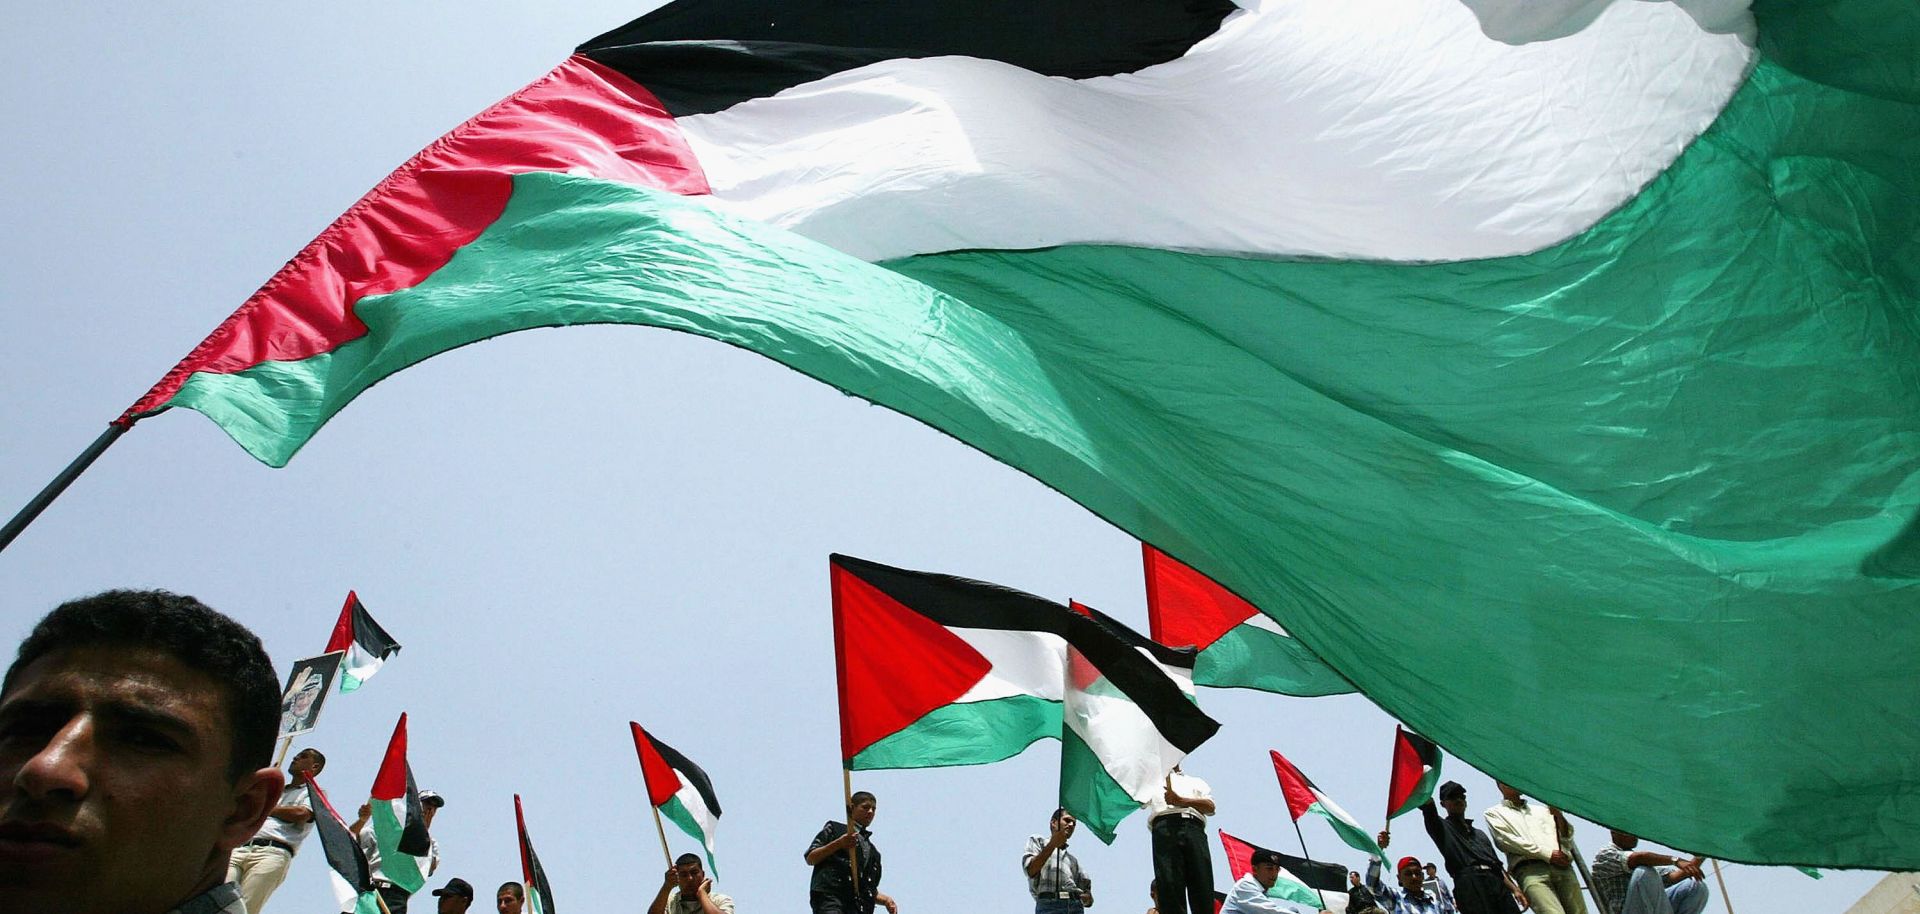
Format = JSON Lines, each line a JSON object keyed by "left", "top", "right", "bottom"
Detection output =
{"left": 630, "top": 722, "right": 723, "bottom": 873}
{"left": 118, "top": 0, "right": 1919, "bottom": 869}
{"left": 1141, "top": 545, "right": 1350, "bottom": 697}
{"left": 368, "top": 713, "right": 433, "bottom": 892}
{"left": 324, "top": 591, "right": 401, "bottom": 693}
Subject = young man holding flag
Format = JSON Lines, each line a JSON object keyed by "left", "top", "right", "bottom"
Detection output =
{"left": 1024, "top": 807, "right": 1094, "bottom": 914}
{"left": 1362, "top": 855, "right": 1456, "bottom": 914}
{"left": 1408, "top": 783, "right": 1523, "bottom": 914}
{"left": 804, "top": 791, "right": 896, "bottom": 914}
{"left": 1221, "top": 849, "right": 1325, "bottom": 914}
{"left": 352, "top": 789, "right": 444, "bottom": 913}
{"left": 649, "top": 853, "right": 734, "bottom": 914}
{"left": 227, "top": 746, "right": 327, "bottom": 912}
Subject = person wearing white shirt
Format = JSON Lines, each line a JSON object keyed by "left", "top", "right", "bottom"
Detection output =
{"left": 227, "top": 747, "right": 326, "bottom": 912}
{"left": 352, "top": 789, "right": 444, "bottom": 914}
{"left": 1482, "top": 783, "right": 1585, "bottom": 914}
{"left": 1221, "top": 849, "right": 1324, "bottom": 914}
{"left": 1147, "top": 765, "right": 1216, "bottom": 914}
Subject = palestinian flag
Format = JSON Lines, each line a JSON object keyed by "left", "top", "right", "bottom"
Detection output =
{"left": 1385, "top": 727, "right": 1443, "bottom": 821}
{"left": 308, "top": 775, "right": 382, "bottom": 914}
{"left": 1218, "top": 830, "right": 1347, "bottom": 911}
{"left": 1059, "top": 602, "right": 1219, "bottom": 843}
{"left": 830, "top": 554, "right": 1067, "bottom": 770}
{"left": 630, "top": 722, "right": 722, "bottom": 873}
{"left": 324, "top": 591, "right": 401, "bottom": 693}
{"left": 515, "top": 794, "right": 557, "bottom": 914}
{"left": 1142, "top": 545, "right": 1350, "bottom": 698}
{"left": 118, "top": 0, "right": 1920, "bottom": 869}
{"left": 368, "top": 713, "right": 432, "bottom": 892}
{"left": 1271, "top": 749, "right": 1382, "bottom": 859}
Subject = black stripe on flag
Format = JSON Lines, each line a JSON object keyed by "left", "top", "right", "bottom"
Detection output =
{"left": 308, "top": 776, "right": 373, "bottom": 895}
{"left": 350, "top": 595, "right": 402, "bottom": 658}
{"left": 1078, "top": 602, "right": 1198, "bottom": 672}
{"left": 646, "top": 731, "right": 723, "bottom": 819}
{"left": 399, "top": 764, "right": 431, "bottom": 856}
{"left": 579, "top": 0, "right": 1238, "bottom": 116}
{"left": 830, "top": 554, "right": 1218, "bottom": 753}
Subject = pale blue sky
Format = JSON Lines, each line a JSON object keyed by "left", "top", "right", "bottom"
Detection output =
{"left": 0, "top": 2, "right": 1876, "bottom": 912}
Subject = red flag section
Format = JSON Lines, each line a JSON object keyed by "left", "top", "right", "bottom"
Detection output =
{"left": 372, "top": 713, "right": 410, "bottom": 800}
{"left": 630, "top": 722, "right": 682, "bottom": 807}
{"left": 324, "top": 591, "right": 360, "bottom": 654}
{"left": 1219, "top": 830, "right": 1259, "bottom": 881}
{"left": 1143, "top": 544, "right": 1255, "bottom": 650}
{"left": 1386, "top": 726, "right": 1440, "bottom": 817}
{"left": 829, "top": 557, "right": 992, "bottom": 761}
{"left": 1270, "top": 749, "right": 1318, "bottom": 821}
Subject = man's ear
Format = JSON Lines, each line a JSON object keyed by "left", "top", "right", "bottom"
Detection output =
{"left": 221, "top": 767, "right": 286, "bottom": 852}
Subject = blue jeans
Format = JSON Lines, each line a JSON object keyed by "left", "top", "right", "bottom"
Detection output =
{"left": 1035, "top": 897, "right": 1085, "bottom": 914}
{"left": 1623, "top": 868, "right": 1709, "bottom": 914}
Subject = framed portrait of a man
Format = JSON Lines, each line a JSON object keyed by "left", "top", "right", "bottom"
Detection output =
{"left": 278, "top": 650, "right": 345, "bottom": 739}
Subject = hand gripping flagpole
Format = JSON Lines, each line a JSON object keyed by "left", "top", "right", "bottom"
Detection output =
{"left": 0, "top": 423, "right": 128, "bottom": 556}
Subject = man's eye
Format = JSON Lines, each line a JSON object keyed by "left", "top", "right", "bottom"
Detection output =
{"left": 118, "top": 727, "right": 180, "bottom": 752}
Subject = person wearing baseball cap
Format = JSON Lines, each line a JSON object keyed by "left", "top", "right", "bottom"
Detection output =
{"left": 433, "top": 878, "right": 476, "bottom": 914}
{"left": 352, "top": 789, "right": 446, "bottom": 914}
{"left": 1361, "top": 853, "right": 1455, "bottom": 914}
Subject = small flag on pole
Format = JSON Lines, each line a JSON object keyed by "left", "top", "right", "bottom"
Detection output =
{"left": 631, "top": 722, "right": 723, "bottom": 874}
{"left": 1271, "top": 749, "right": 1384, "bottom": 858}
{"left": 1141, "top": 544, "right": 1352, "bottom": 697}
{"left": 308, "top": 775, "right": 381, "bottom": 914}
{"left": 368, "top": 713, "right": 432, "bottom": 892}
{"left": 1385, "top": 726, "right": 1443, "bottom": 821}
{"left": 516, "top": 794, "right": 557, "bottom": 914}
{"left": 325, "top": 591, "right": 402, "bottom": 693}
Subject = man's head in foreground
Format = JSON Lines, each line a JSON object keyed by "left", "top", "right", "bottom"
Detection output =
{"left": 673, "top": 852, "right": 708, "bottom": 894}
{"left": 1249, "top": 848, "right": 1284, "bottom": 889}
{"left": 0, "top": 590, "right": 283, "bottom": 914}
{"left": 434, "top": 876, "right": 476, "bottom": 913}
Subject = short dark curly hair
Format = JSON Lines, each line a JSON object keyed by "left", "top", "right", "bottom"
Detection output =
{"left": 3, "top": 589, "right": 279, "bottom": 779}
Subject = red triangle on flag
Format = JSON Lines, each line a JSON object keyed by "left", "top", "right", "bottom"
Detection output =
{"left": 325, "top": 591, "right": 361, "bottom": 654}
{"left": 1269, "top": 749, "right": 1319, "bottom": 821}
{"left": 371, "top": 713, "right": 409, "bottom": 800}
{"left": 1219, "top": 830, "right": 1260, "bottom": 882}
{"left": 1143, "top": 544, "right": 1256, "bottom": 650}
{"left": 630, "top": 722, "right": 683, "bottom": 808}
{"left": 830, "top": 558, "right": 992, "bottom": 761}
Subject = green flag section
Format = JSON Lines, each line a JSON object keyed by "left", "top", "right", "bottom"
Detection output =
{"left": 368, "top": 713, "right": 431, "bottom": 893}
{"left": 631, "top": 722, "right": 723, "bottom": 874}
{"left": 516, "top": 795, "right": 557, "bottom": 914}
{"left": 1141, "top": 545, "right": 1352, "bottom": 697}
{"left": 1218, "top": 831, "right": 1348, "bottom": 910}
{"left": 324, "top": 591, "right": 401, "bottom": 693}
{"left": 1386, "top": 727, "right": 1443, "bottom": 821}
{"left": 121, "top": 0, "right": 1920, "bottom": 869}
{"left": 1060, "top": 606, "right": 1218, "bottom": 844}
{"left": 1273, "top": 749, "right": 1384, "bottom": 860}
{"left": 309, "top": 776, "right": 383, "bottom": 914}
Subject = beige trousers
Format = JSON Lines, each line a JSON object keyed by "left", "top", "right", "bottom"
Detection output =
{"left": 1513, "top": 859, "right": 1588, "bottom": 914}
{"left": 228, "top": 843, "right": 295, "bottom": 912}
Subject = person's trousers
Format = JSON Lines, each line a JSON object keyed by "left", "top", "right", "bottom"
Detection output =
{"left": 1622, "top": 868, "right": 1710, "bottom": 914}
{"left": 1452, "top": 867, "right": 1521, "bottom": 914}
{"left": 1150, "top": 815, "right": 1213, "bottom": 914}
{"left": 378, "top": 883, "right": 412, "bottom": 914}
{"left": 810, "top": 891, "right": 874, "bottom": 914}
{"left": 1512, "top": 860, "right": 1587, "bottom": 914}
{"left": 1035, "top": 897, "right": 1086, "bottom": 914}
{"left": 226, "top": 844, "right": 293, "bottom": 913}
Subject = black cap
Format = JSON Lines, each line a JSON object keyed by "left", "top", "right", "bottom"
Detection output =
{"left": 1438, "top": 780, "right": 1466, "bottom": 801}
{"left": 432, "top": 878, "right": 474, "bottom": 898}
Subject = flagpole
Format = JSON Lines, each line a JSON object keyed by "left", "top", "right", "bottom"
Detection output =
{"left": 842, "top": 765, "right": 861, "bottom": 899}
{"left": 1286, "top": 814, "right": 1330, "bottom": 912}
{"left": 1382, "top": 726, "right": 1399, "bottom": 843}
{"left": 1710, "top": 860, "right": 1734, "bottom": 914}
{"left": 0, "top": 423, "right": 128, "bottom": 556}
{"left": 650, "top": 804, "right": 675, "bottom": 868}
{"left": 272, "top": 736, "right": 293, "bottom": 768}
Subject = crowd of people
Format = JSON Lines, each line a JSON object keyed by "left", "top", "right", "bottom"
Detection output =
{"left": 0, "top": 589, "right": 1715, "bottom": 914}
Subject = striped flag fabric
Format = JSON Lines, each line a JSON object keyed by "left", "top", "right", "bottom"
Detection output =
{"left": 1385, "top": 727, "right": 1443, "bottom": 821}
{"left": 1141, "top": 545, "right": 1350, "bottom": 697}
{"left": 115, "top": 0, "right": 1920, "bottom": 868}
{"left": 1218, "top": 830, "right": 1347, "bottom": 910}
{"left": 515, "top": 794, "right": 557, "bottom": 914}
{"left": 1271, "top": 749, "right": 1383, "bottom": 859}
{"left": 630, "top": 722, "right": 722, "bottom": 873}
{"left": 323, "top": 591, "right": 401, "bottom": 693}
{"left": 308, "top": 775, "right": 382, "bottom": 914}
{"left": 368, "top": 713, "right": 432, "bottom": 892}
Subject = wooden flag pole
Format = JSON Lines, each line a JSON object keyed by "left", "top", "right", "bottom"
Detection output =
{"left": 272, "top": 736, "right": 294, "bottom": 769}
{"left": 843, "top": 766, "right": 861, "bottom": 897}
{"left": 650, "top": 803, "right": 675, "bottom": 868}
{"left": 0, "top": 423, "right": 127, "bottom": 557}
{"left": 1711, "top": 860, "right": 1734, "bottom": 914}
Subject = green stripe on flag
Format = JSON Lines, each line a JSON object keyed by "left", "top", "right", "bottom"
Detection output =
{"left": 851, "top": 695, "right": 1062, "bottom": 770}
{"left": 1059, "top": 728, "right": 1140, "bottom": 845}
{"left": 1195, "top": 622, "right": 1352, "bottom": 697}
{"left": 658, "top": 795, "right": 715, "bottom": 875}
{"left": 369, "top": 800, "right": 425, "bottom": 892}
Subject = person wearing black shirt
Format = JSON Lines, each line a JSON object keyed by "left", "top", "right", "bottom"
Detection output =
{"left": 1412, "top": 782, "right": 1526, "bottom": 914}
{"left": 805, "top": 791, "right": 898, "bottom": 914}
